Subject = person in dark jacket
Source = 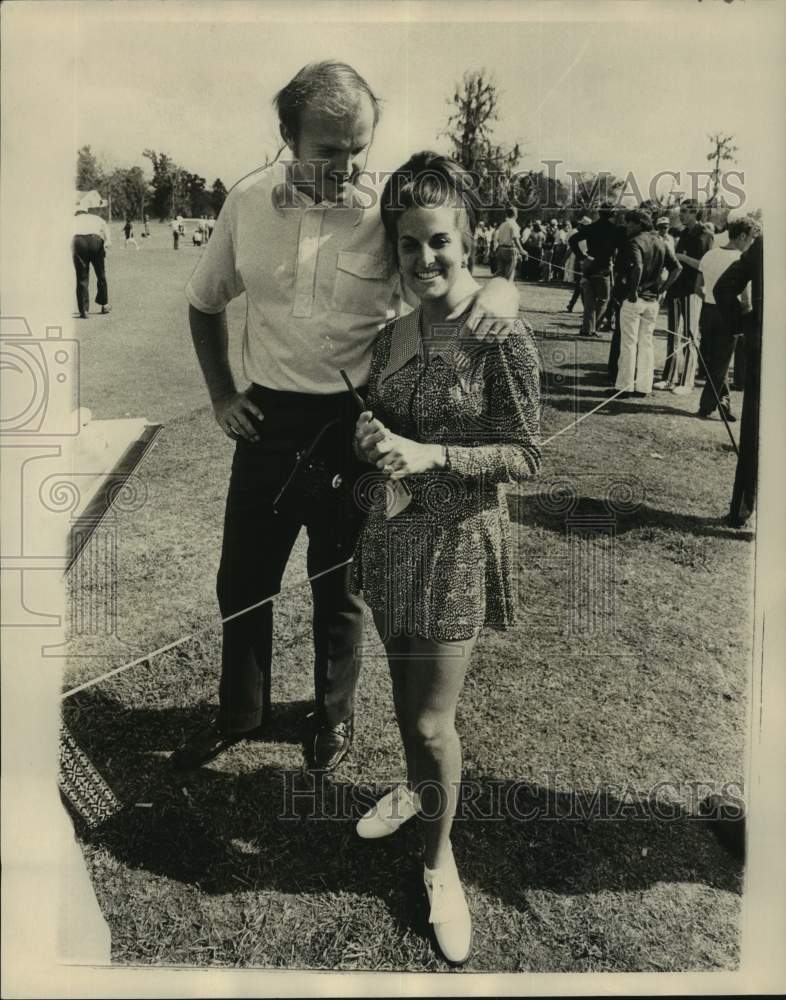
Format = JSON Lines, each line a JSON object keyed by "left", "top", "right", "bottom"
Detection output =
{"left": 612, "top": 209, "right": 681, "bottom": 397}
{"left": 713, "top": 234, "right": 763, "bottom": 528}
{"left": 695, "top": 216, "right": 759, "bottom": 421}
{"left": 568, "top": 202, "right": 623, "bottom": 337}
{"left": 655, "top": 199, "right": 713, "bottom": 392}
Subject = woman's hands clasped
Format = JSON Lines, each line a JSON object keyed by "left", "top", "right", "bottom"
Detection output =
{"left": 354, "top": 412, "right": 444, "bottom": 480}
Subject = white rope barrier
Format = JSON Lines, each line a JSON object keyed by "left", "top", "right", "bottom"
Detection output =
{"left": 61, "top": 559, "right": 352, "bottom": 700}
{"left": 61, "top": 292, "right": 736, "bottom": 701}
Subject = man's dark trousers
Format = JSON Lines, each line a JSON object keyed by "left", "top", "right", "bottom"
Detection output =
{"left": 72, "top": 234, "right": 108, "bottom": 315}
{"left": 729, "top": 327, "right": 760, "bottom": 525}
{"left": 607, "top": 301, "right": 622, "bottom": 383}
{"left": 698, "top": 303, "right": 735, "bottom": 415}
{"left": 580, "top": 271, "right": 611, "bottom": 334}
{"left": 216, "top": 385, "right": 365, "bottom": 735}
{"left": 732, "top": 334, "right": 746, "bottom": 389}
{"left": 567, "top": 275, "right": 582, "bottom": 311}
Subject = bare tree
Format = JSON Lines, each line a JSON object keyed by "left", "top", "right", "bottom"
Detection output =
{"left": 706, "top": 132, "right": 738, "bottom": 206}
{"left": 442, "top": 70, "right": 523, "bottom": 218}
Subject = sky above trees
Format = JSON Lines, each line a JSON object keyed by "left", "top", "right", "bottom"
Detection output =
{"left": 71, "top": 3, "right": 781, "bottom": 215}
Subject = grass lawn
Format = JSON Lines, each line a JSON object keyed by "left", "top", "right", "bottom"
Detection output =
{"left": 63, "top": 246, "right": 752, "bottom": 972}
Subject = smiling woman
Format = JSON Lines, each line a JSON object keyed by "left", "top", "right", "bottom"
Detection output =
{"left": 397, "top": 201, "right": 474, "bottom": 303}
{"left": 381, "top": 152, "right": 478, "bottom": 272}
{"left": 351, "top": 150, "right": 541, "bottom": 965}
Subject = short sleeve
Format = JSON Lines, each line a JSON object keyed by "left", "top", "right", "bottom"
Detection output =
{"left": 185, "top": 193, "right": 245, "bottom": 313}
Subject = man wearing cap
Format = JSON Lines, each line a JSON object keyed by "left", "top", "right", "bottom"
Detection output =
{"left": 72, "top": 197, "right": 111, "bottom": 318}
{"left": 655, "top": 216, "right": 676, "bottom": 255}
{"left": 568, "top": 203, "right": 622, "bottom": 337}
{"left": 172, "top": 60, "right": 520, "bottom": 774}
{"left": 695, "top": 216, "right": 759, "bottom": 422}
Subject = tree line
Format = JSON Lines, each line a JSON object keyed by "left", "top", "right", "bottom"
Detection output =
{"left": 77, "top": 73, "right": 746, "bottom": 229}
{"left": 76, "top": 145, "right": 228, "bottom": 222}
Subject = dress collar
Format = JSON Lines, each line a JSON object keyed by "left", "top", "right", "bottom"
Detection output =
{"left": 379, "top": 305, "right": 477, "bottom": 384}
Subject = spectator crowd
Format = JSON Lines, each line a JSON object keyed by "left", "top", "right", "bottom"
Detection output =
{"left": 477, "top": 200, "right": 763, "bottom": 530}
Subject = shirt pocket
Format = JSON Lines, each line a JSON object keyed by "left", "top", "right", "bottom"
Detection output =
{"left": 331, "top": 251, "right": 392, "bottom": 317}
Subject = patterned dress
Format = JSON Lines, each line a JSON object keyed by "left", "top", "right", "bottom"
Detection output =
{"left": 352, "top": 307, "right": 541, "bottom": 641}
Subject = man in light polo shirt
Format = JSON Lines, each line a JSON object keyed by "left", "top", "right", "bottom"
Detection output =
{"left": 173, "top": 61, "right": 520, "bottom": 773}
{"left": 492, "top": 207, "right": 526, "bottom": 281}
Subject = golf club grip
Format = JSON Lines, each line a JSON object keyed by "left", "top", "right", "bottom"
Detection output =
{"left": 339, "top": 367, "right": 412, "bottom": 501}
{"left": 338, "top": 368, "right": 367, "bottom": 413}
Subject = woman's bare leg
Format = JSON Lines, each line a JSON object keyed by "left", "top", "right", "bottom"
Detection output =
{"left": 376, "top": 623, "right": 477, "bottom": 870}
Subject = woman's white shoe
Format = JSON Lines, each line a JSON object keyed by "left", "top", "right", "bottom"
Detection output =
{"left": 356, "top": 784, "right": 421, "bottom": 839}
{"left": 423, "top": 852, "right": 472, "bottom": 964}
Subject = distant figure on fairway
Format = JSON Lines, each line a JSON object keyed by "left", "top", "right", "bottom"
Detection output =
{"left": 123, "top": 219, "right": 140, "bottom": 250}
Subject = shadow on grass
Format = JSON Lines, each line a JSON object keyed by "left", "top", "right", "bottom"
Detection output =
{"left": 544, "top": 394, "right": 706, "bottom": 420}
{"left": 508, "top": 494, "right": 754, "bottom": 542}
{"left": 551, "top": 370, "right": 613, "bottom": 388}
{"left": 64, "top": 688, "right": 312, "bottom": 757}
{"left": 63, "top": 692, "right": 742, "bottom": 933}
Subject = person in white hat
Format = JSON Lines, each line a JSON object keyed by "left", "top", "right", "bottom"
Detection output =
{"left": 72, "top": 194, "right": 111, "bottom": 318}
{"left": 655, "top": 216, "right": 676, "bottom": 255}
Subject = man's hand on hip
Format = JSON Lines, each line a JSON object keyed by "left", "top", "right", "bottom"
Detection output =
{"left": 213, "top": 391, "right": 264, "bottom": 442}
